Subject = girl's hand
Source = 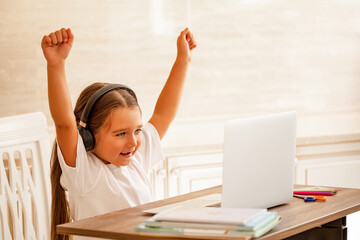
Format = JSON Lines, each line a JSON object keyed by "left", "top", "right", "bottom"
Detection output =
{"left": 177, "top": 28, "right": 197, "bottom": 62}
{"left": 41, "top": 28, "right": 74, "bottom": 66}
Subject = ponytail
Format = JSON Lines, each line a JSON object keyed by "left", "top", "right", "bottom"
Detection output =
{"left": 50, "top": 141, "right": 71, "bottom": 240}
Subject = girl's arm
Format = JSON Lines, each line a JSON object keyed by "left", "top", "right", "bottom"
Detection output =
{"left": 41, "top": 28, "right": 77, "bottom": 167}
{"left": 149, "top": 28, "right": 197, "bottom": 139}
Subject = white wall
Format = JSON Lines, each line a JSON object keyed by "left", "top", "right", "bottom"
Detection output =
{"left": 1, "top": 0, "right": 360, "bottom": 146}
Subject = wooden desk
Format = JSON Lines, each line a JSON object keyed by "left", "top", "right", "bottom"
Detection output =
{"left": 57, "top": 185, "right": 360, "bottom": 239}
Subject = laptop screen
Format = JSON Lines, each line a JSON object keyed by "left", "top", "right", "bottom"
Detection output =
{"left": 221, "top": 112, "right": 297, "bottom": 209}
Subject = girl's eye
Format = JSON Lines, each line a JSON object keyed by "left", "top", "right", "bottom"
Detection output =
{"left": 135, "top": 129, "right": 142, "bottom": 134}
{"left": 116, "top": 132, "right": 126, "bottom": 137}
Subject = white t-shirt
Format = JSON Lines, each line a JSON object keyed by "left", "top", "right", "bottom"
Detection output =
{"left": 57, "top": 122, "right": 163, "bottom": 239}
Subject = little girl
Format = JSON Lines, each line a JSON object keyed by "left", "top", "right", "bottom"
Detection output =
{"left": 41, "top": 27, "right": 196, "bottom": 240}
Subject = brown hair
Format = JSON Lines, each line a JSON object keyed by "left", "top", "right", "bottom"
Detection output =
{"left": 50, "top": 82, "right": 139, "bottom": 240}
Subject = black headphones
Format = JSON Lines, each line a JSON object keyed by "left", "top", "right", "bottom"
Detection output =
{"left": 77, "top": 84, "right": 138, "bottom": 151}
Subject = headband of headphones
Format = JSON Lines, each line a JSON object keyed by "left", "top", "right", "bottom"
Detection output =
{"left": 79, "top": 84, "right": 137, "bottom": 128}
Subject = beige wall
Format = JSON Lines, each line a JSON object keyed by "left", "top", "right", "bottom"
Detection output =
{"left": 1, "top": 0, "right": 360, "bottom": 148}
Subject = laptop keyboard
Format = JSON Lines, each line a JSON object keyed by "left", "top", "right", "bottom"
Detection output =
{"left": 206, "top": 202, "right": 221, "bottom": 208}
{"left": 143, "top": 194, "right": 222, "bottom": 214}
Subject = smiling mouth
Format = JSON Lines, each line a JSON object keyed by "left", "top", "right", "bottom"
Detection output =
{"left": 120, "top": 152, "right": 132, "bottom": 158}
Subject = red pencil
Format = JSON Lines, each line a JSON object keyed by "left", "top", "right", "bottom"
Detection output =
{"left": 293, "top": 191, "right": 334, "bottom": 196}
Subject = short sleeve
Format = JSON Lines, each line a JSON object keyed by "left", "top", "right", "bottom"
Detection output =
{"left": 57, "top": 133, "right": 102, "bottom": 195}
{"left": 136, "top": 122, "right": 164, "bottom": 173}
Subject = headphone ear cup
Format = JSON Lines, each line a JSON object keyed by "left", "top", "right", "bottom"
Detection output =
{"left": 78, "top": 125, "right": 95, "bottom": 151}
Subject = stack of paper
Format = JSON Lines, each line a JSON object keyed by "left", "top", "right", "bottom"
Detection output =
{"left": 135, "top": 206, "right": 281, "bottom": 239}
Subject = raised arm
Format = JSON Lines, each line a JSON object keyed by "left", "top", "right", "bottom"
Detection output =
{"left": 41, "top": 28, "right": 77, "bottom": 167}
{"left": 149, "top": 28, "right": 197, "bottom": 139}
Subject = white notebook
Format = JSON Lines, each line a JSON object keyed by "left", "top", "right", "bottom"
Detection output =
{"left": 153, "top": 205, "right": 267, "bottom": 225}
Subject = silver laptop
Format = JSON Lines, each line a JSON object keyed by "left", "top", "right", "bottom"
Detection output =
{"left": 221, "top": 111, "right": 297, "bottom": 209}
{"left": 143, "top": 111, "right": 296, "bottom": 214}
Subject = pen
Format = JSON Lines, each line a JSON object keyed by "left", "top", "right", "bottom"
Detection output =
{"left": 293, "top": 195, "right": 326, "bottom": 202}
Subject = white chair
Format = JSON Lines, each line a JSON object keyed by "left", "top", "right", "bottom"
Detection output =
{"left": 0, "top": 112, "right": 51, "bottom": 240}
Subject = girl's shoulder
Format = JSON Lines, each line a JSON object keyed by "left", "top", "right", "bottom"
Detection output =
{"left": 143, "top": 122, "right": 161, "bottom": 140}
{"left": 136, "top": 122, "right": 164, "bottom": 171}
{"left": 140, "top": 122, "right": 162, "bottom": 149}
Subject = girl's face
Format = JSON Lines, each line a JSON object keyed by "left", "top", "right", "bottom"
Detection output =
{"left": 92, "top": 107, "right": 143, "bottom": 166}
